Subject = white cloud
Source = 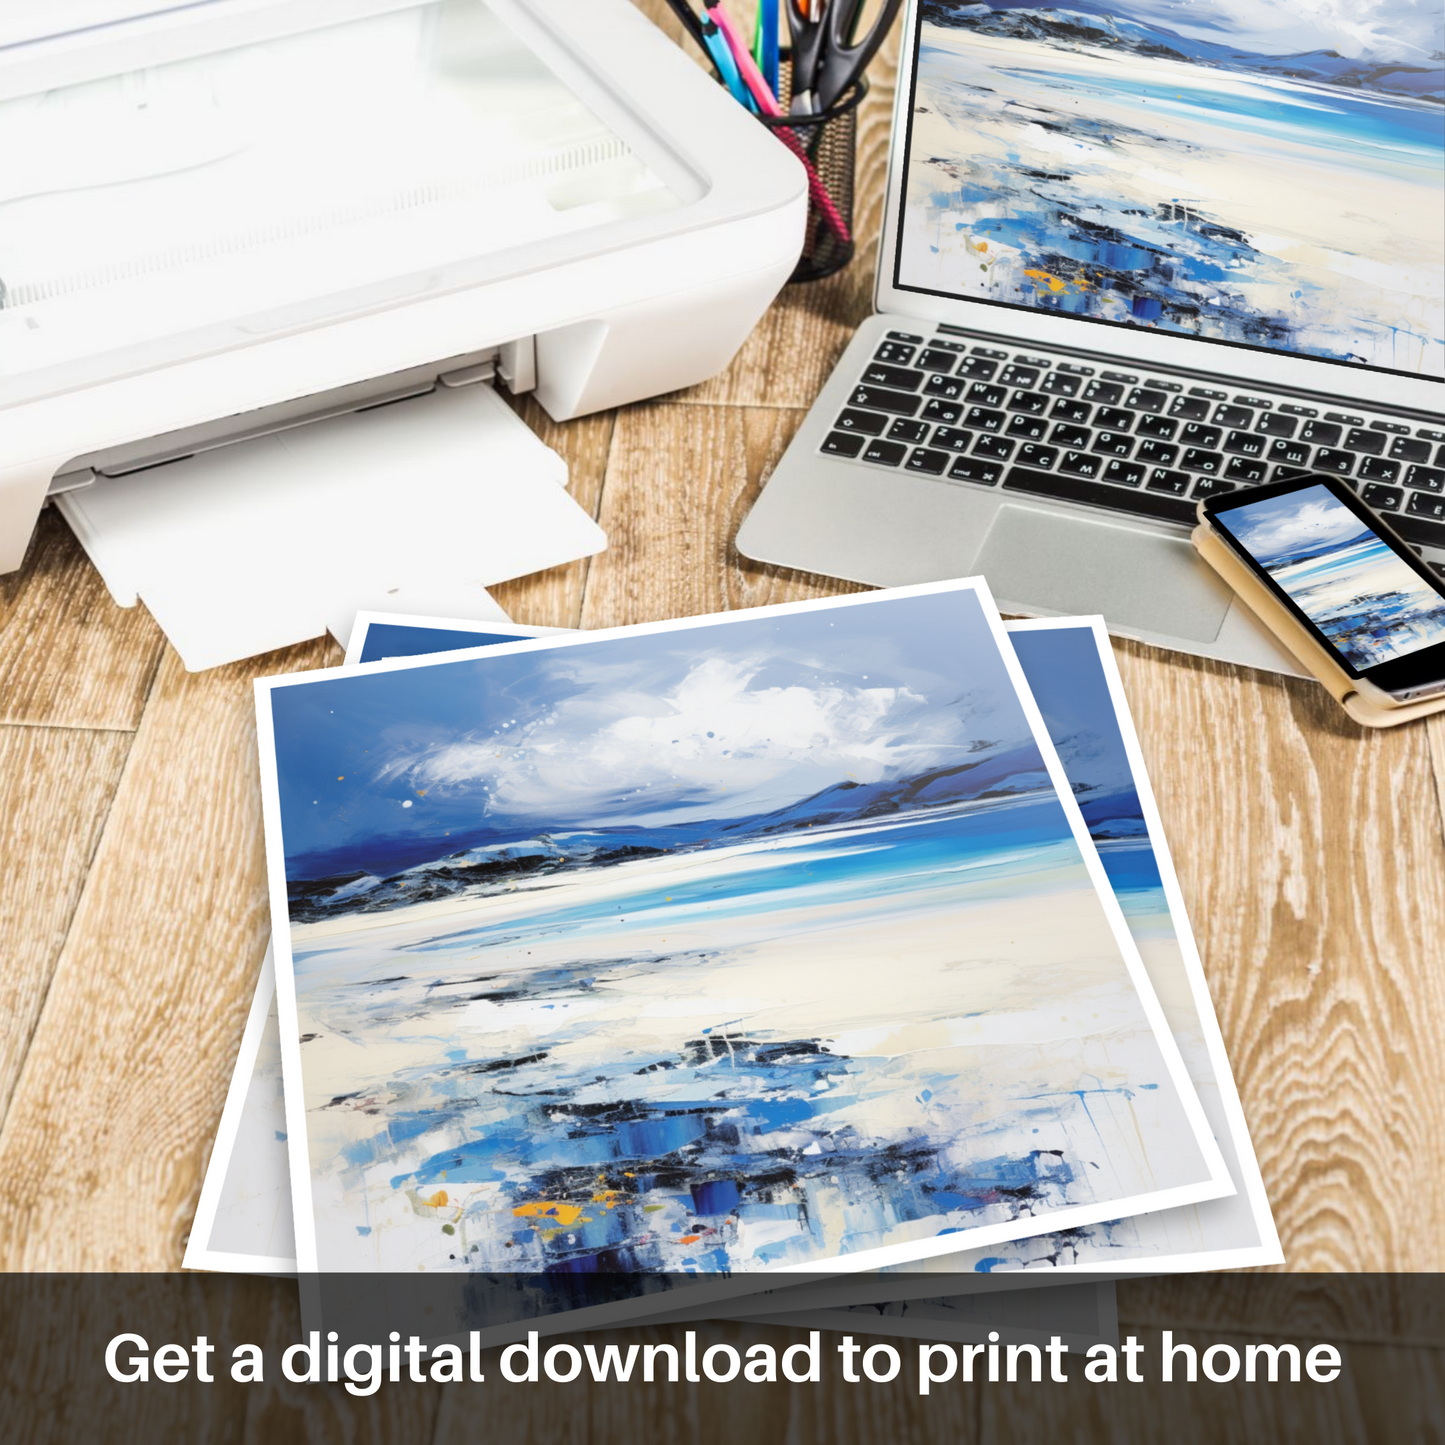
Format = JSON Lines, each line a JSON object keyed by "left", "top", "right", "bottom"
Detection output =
{"left": 376, "top": 654, "right": 1000, "bottom": 823}
{"left": 1231, "top": 492, "right": 1367, "bottom": 561}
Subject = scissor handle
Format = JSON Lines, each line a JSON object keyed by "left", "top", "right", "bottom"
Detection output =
{"left": 814, "top": 0, "right": 902, "bottom": 109}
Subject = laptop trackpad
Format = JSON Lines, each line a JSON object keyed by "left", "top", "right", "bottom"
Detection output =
{"left": 976, "top": 505, "right": 1233, "bottom": 643}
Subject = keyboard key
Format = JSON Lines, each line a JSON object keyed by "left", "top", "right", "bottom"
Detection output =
{"left": 1017, "top": 444, "right": 1058, "bottom": 469}
{"left": 1003, "top": 465, "right": 1197, "bottom": 524}
{"left": 1084, "top": 379, "right": 1124, "bottom": 405}
{"left": 1391, "top": 513, "right": 1445, "bottom": 550}
{"left": 948, "top": 457, "right": 1003, "bottom": 485}
{"left": 1182, "top": 448, "right": 1224, "bottom": 474}
{"left": 957, "top": 356, "right": 999, "bottom": 380}
{"left": 1268, "top": 438, "right": 1311, "bottom": 467}
{"left": 835, "top": 408, "right": 889, "bottom": 435}
{"left": 1192, "top": 477, "right": 1235, "bottom": 499}
{"left": 887, "top": 418, "right": 931, "bottom": 444}
{"left": 1344, "top": 428, "right": 1384, "bottom": 455}
{"left": 1006, "top": 414, "right": 1048, "bottom": 441}
{"left": 1095, "top": 406, "right": 1134, "bottom": 432}
{"left": 915, "top": 348, "right": 958, "bottom": 373}
{"left": 1126, "top": 388, "right": 1167, "bottom": 413}
{"left": 874, "top": 342, "right": 916, "bottom": 365}
{"left": 1102, "top": 370, "right": 1138, "bottom": 384}
{"left": 922, "top": 398, "right": 963, "bottom": 425}
{"left": 929, "top": 339, "right": 969, "bottom": 352}
{"left": 1280, "top": 403, "right": 1318, "bottom": 417}
{"left": 1314, "top": 447, "right": 1354, "bottom": 475}
{"left": 1169, "top": 395, "right": 1211, "bottom": 421}
{"left": 1300, "top": 419, "right": 1341, "bottom": 446}
{"left": 907, "top": 447, "right": 951, "bottom": 476}
{"left": 1324, "top": 411, "right": 1363, "bottom": 426}
{"left": 821, "top": 431, "right": 864, "bottom": 457}
{"left": 850, "top": 384, "right": 921, "bottom": 417}
{"left": 1136, "top": 440, "right": 1178, "bottom": 467}
{"left": 973, "top": 435, "right": 1015, "bottom": 461}
{"left": 886, "top": 330, "right": 924, "bottom": 343}
{"left": 966, "top": 382, "right": 1008, "bottom": 407}
{"left": 1104, "top": 460, "right": 1146, "bottom": 487}
{"left": 1147, "top": 469, "right": 1191, "bottom": 494}
{"left": 1051, "top": 423, "right": 1091, "bottom": 450}
{"left": 1180, "top": 423, "right": 1222, "bottom": 449}
{"left": 1407, "top": 465, "right": 1445, "bottom": 493}
{"left": 1057, "top": 363, "right": 1094, "bottom": 375}
{"left": 1359, "top": 456, "right": 1400, "bottom": 483}
{"left": 924, "top": 374, "right": 966, "bottom": 400}
{"left": 1361, "top": 483, "right": 1403, "bottom": 511}
{"left": 999, "top": 364, "right": 1040, "bottom": 388}
{"left": 1149, "top": 379, "right": 1183, "bottom": 393}
{"left": 1273, "top": 464, "right": 1316, "bottom": 481}
{"left": 1136, "top": 414, "right": 1178, "bottom": 440}
{"left": 1013, "top": 354, "right": 1051, "bottom": 368}
{"left": 1008, "top": 390, "right": 1050, "bottom": 415}
{"left": 1060, "top": 451, "right": 1103, "bottom": 478}
{"left": 1422, "top": 428, "right": 1445, "bottom": 443}
{"left": 1214, "top": 404, "right": 1254, "bottom": 429}
{"left": 1407, "top": 490, "right": 1445, "bottom": 521}
{"left": 930, "top": 426, "right": 973, "bottom": 452}
{"left": 1391, "top": 436, "right": 1432, "bottom": 464}
{"left": 965, "top": 406, "right": 1006, "bottom": 432}
{"left": 1093, "top": 432, "right": 1134, "bottom": 457}
{"left": 970, "top": 345, "right": 1009, "bottom": 359}
{"left": 1438, "top": 445, "right": 1445, "bottom": 466}
{"left": 1257, "top": 413, "right": 1298, "bottom": 438}
{"left": 861, "top": 438, "right": 907, "bottom": 466}
{"left": 1225, "top": 456, "right": 1268, "bottom": 483}
{"left": 1050, "top": 398, "right": 1092, "bottom": 425}
{"left": 1041, "top": 372, "right": 1081, "bottom": 397}
{"left": 1189, "top": 386, "right": 1228, "bottom": 400}
{"left": 862, "top": 363, "right": 925, "bottom": 390}
{"left": 1223, "top": 430, "right": 1266, "bottom": 458}
{"left": 1369, "top": 419, "right": 1410, "bottom": 435}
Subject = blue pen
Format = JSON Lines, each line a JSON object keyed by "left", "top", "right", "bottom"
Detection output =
{"left": 701, "top": 13, "right": 755, "bottom": 110}
{"left": 759, "top": 0, "right": 780, "bottom": 99}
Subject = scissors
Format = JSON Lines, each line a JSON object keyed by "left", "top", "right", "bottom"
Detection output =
{"left": 785, "top": 0, "right": 903, "bottom": 113}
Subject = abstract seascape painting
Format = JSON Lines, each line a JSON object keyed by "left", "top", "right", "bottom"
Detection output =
{"left": 899, "top": 0, "right": 1444, "bottom": 375}
{"left": 258, "top": 584, "right": 1226, "bottom": 1281}
{"left": 1217, "top": 483, "right": 1445, "bottom": 668}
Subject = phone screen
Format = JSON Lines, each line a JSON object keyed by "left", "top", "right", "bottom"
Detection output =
{"left": 1207, "top": 477, "right": 1445, "bottom": 691}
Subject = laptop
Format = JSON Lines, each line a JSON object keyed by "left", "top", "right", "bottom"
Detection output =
{"left": 737, "top": 0, "right": 1444, "bottom": 672}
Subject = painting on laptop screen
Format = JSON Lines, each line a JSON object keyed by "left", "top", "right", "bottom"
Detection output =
{"left": 897, "top": 0, "right": 1444, "bottom": 377}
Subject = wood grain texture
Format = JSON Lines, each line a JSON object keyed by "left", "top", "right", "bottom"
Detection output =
{"left": 0, "top": 509, "right": 165, "bottom": 730}
{"left": 0, "top": 725, "right": 133, "bottom": 1127}
{"left": 1109, "top": 637, "right": 1445, "bottom": 1270}
{"left": 0, "top": 639, "right": 336, "bottom": 1270}
{"left": 490, "top": 396, "right": 614, "bottom": 630}
{"left": 580, "top": 403, "right": 866, "bottom": 630}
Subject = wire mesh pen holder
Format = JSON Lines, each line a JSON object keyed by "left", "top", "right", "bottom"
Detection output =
{"left": 759, "top": 71, "right": 867, "bottom": 284}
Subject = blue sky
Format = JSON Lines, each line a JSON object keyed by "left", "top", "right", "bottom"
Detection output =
{"left": 1218, "top": 484, "right": 1373, "bottom": 569}
{"left": 268, "top": 590, "right": 1032, "bottom": 877}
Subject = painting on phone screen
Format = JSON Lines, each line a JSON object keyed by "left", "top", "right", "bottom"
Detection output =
{"left": 1218, "top": 483, "right": 1445, "bottom": 669}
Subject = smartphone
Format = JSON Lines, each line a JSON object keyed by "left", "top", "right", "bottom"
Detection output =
{"left": 1200, "top": 473, "right": 1445, "bottom": 705}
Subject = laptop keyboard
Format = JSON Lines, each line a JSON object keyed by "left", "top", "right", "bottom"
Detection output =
{"left": 821, "top": 330, "right": 1445, "bottom": 558}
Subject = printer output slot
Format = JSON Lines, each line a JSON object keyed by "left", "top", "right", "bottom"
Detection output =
{"left": 46, "top": 339, "right": 541, "bottom": 496}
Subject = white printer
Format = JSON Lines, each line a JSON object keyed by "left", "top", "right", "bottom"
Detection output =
{"left": 0, "top": 0, "right": 806, "bottom": 664}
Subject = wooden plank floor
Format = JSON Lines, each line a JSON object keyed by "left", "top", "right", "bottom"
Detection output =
{"left": 0, "top": 4, "right": 1439, "bottom": 1438}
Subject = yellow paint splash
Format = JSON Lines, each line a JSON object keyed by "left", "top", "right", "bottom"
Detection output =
{"left": 513, "top": 1201, "right": 586, "bottom": 1227}
{"left": 1023, "top": 268, "right": 1071, "bottom": 293}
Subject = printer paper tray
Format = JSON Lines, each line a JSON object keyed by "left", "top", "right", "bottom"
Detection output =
{"left": 57, "top": 384, "right": 605, "bottom": 671}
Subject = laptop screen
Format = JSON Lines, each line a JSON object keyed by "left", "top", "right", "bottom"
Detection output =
{"left": 893, "top": 1, "right": 1445, "bottom": 380}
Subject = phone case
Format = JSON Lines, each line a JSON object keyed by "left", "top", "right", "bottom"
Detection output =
{"left": 1192, "top": 522, "right": 1445, "bottom": 729}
